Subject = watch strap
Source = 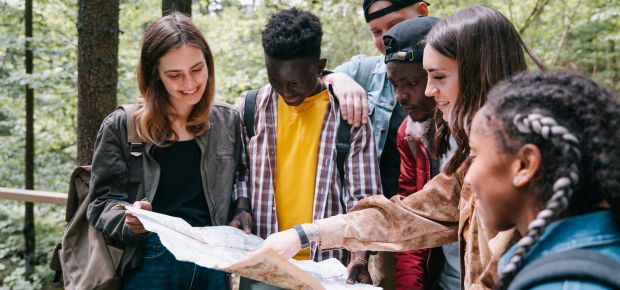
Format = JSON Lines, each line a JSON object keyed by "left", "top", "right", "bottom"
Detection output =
{"left": 294, "top": 225, "right": 310, "bottom": 249}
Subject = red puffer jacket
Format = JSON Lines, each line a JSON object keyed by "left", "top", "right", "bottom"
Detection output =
{"left": 395, "top": 118, "right": 443, "bottom": 290}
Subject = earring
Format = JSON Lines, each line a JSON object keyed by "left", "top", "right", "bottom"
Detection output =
{"left": 513, "top": 176, "right": 522, "bottom": 185}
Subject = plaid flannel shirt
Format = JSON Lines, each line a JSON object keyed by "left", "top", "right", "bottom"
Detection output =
{"left": 236, "top": 83, "right": 382, "bottom": 261}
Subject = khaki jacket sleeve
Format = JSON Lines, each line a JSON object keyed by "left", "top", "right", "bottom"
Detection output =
{"left": 317, "top": 169, "right": 462, "bottom": 252}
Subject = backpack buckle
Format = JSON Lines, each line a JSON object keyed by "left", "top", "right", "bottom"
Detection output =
{"left": 130, "top": 143, "right": 143, "bottom": 156}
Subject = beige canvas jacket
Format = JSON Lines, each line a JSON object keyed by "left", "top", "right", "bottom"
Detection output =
{"left": 316, "top": 166, "right": 520, "bottom": 290}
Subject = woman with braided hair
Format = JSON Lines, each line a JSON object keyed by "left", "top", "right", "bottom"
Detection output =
{"left": 466, "top": 71, "right": 620, "bottom": 290}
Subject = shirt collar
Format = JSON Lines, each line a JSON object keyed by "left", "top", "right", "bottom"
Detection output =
{"left": 373, "top": 59, "right": 387, "bottom": 75}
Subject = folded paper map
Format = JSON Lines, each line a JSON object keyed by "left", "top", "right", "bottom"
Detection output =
{"left": 124, "top": 206, "right": 381, "bottom": 290}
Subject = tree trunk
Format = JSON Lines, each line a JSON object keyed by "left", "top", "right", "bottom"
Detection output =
{"left": 162, "top": 0, "right": 192, "bottom": 16}
{"left": 24, "top": 0, "right": 35, "bottom": 278}
{"left": 77, "top": 0, "right": 119, "bottom": 166}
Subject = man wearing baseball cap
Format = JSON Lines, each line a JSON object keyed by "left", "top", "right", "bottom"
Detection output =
{"left": 327, "top": 0, "right": 429, "bottom": 200}
{"left": 382, "top": 16, "right": 454, "bottom": 290}
{"left": 324, "top": 0, "right": 460, "bottom": 289}
{"left": 365, "top": 0, "right": 430, "bottom": 55}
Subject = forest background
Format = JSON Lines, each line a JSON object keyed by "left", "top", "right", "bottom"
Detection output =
{"left": 0, "top": 0, "right": 618, "bottom": 289}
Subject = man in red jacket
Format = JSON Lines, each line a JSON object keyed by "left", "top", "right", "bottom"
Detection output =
{"left": 383, "top": 16, "right": 443, "bottom": 290}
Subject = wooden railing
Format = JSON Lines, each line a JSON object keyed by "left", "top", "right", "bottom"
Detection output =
{"left": 0, "top": 187, "right": 67, "bottom": 278}
{"left": 0, "top": 187, "right": 67, "bottom": 205}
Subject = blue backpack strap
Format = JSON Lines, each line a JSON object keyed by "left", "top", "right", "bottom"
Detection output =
{"left": 508, "top": 249, "right": 620, "bottom": 290}
{"left": 243, "top": 89, "right": 259, "bottom": 139}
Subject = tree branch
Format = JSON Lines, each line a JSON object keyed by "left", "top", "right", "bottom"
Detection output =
{"left": 551, "top": 1, "right": 581, "bottom": 67}
{"left": 519, "top": 0, "right": 551, "bottom": 34}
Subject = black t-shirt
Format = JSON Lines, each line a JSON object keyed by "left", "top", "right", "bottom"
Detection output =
{"left": 380, "top": 102, "right": 405, "bottom": 199}
{"left": 151, "top": 139, "right": 211, "bottom": 227}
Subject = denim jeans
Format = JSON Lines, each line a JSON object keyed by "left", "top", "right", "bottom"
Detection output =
{"left": 123, "top": 234, "right": 229, "bottom": 290}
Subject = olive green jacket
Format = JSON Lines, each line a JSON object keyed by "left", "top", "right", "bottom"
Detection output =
{"left": 86, "top": 101, "right": 244, "bottom": 274}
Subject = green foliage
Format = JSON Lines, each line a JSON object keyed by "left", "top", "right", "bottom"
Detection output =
{"left": 117, "top": 0, "right": 160, "bottom": 104}
{"left": 194, "top": 0, "right": 376, "bottom": 103}
{"left": 0, "top": 0, "right": 618, "bottom": 288}
{"left": 0, "top": 201, "right": 64, "bottom": 290}
{"left": 430, "top": 0, "right": 619, "bottom": 93}
{"left": 0, "top": 0, "right": 78, "bottom": 192}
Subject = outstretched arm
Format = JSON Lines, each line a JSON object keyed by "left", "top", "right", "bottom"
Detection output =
{"left": 257, "top": 170, "right": 464, "bottom": 258}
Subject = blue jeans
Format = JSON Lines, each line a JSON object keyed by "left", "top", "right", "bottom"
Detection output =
{"left": 123, "top": 234, "right": 229, "bottom": 290}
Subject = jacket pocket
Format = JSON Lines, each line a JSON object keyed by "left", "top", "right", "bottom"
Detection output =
{"left": 211, "top": 150, "right": 235, "bottom": 223}
{"left": 216, "top": 149, "right": 235, "bottom": 175}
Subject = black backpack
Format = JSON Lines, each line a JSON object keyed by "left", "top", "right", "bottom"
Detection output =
{"left": 508, "top": 249, "right": 620, "bottom": 290}
{"left": 243, "top": 88, "right": 352, "bottom": 185}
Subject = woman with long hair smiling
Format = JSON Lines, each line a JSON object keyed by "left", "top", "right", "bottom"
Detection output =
{"left": 87, "top": 13, "right": 242, "bottom": 289}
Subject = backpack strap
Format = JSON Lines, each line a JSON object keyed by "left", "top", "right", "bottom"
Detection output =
{"left": 331, "top": 56, "right": 378, "bottom": 184}
{"left": 329, "top": 84, "right": 352, "bottom": 186}
{"left": 244, "top": 86, "right": 351, "bottom": 186}
{"left": 118, "top": 104, "right": 144, "bottom": 203}
{"left": 243, "top": 89, "right": 259, "bottom": 139}
{"left": 508, "top": 249, "right": 620, "bottom": 290}
{"left": 336, "top": 119, "right": 351, "bottom": 186}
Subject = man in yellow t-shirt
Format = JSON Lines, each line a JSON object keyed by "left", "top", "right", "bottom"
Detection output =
{"left": 230, "top": 8, "right": 383, "bottom": 290}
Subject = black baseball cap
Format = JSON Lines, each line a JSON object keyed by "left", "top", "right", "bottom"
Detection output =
{"left": 383, "top": 16, "right": 439, "bottom": 63}
{"left": 363, "top": 0, "right": 430, "bottom": 23}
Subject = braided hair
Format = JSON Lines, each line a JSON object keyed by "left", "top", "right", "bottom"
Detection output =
{"left": 478, "top": 71, "right": 620, "bottom": 289}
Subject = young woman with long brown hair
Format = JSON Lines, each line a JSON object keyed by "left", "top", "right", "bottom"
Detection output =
{"left": 255, "top": 5, "right": 544, "bottom": 290}
{"left": 87, "top": 12, "right": 241, "bottom": 289}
